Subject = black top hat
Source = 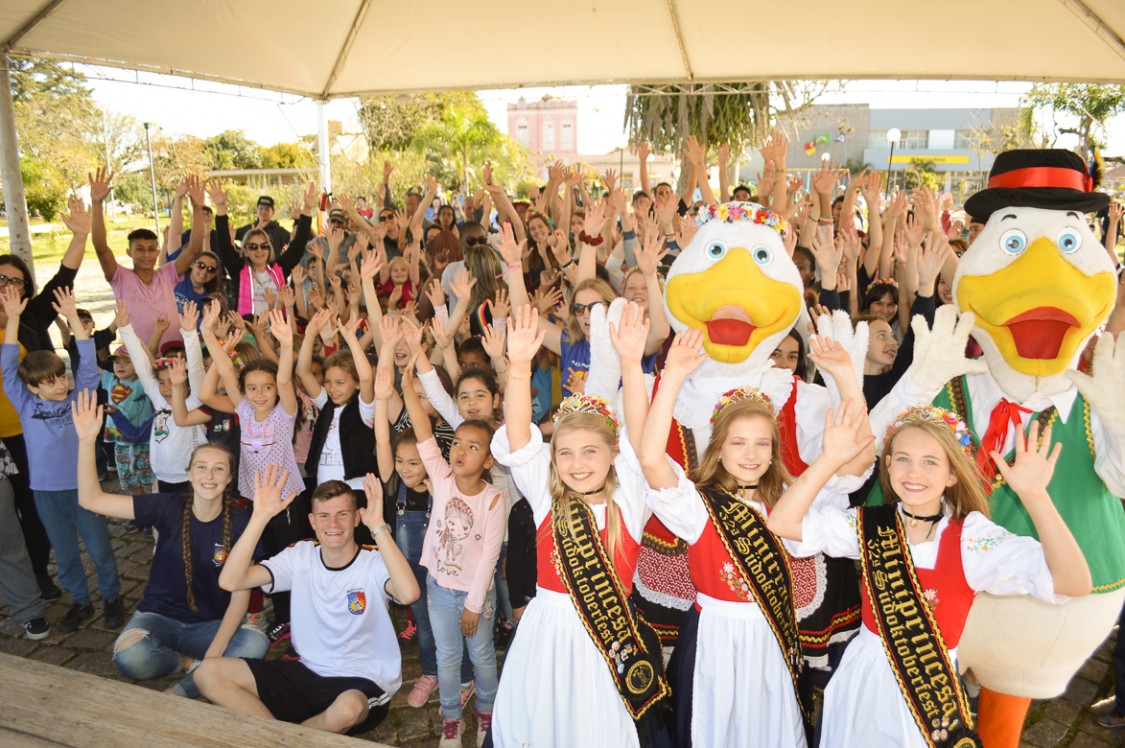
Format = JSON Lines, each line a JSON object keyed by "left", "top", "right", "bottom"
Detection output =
{"left": 964, "top": 149, "right": 1108, "bottom": 223}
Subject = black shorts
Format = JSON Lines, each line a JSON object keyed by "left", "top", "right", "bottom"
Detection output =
{"left": 243, "top": 658, "right": 390, "bottom": 734}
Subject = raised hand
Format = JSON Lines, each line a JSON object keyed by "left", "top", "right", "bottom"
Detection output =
{"left": 204, "top": 178, "right": 227, "bottom": 208}
{"left": 113, "top": 298, "right": 130, "bottom": 329}
{"left": 809, "top": 224, "right": 842, "bottom": 277}
{"left": 662, "top": 327, "right": 708, "bottom": 380}
{"left": 60, "top": 197, "right": 91, "bottom": 234}
{"left": 490, "top": 287, "right": 511, "bottom": 320}
{"left": 167, "top": 356, "right": 189, "bottom": 386}
{"left": 683, "top": 134, "right": 706, "bottom": 169}
{"left": 821, "top": 399, "right": 875, "bottom": 467}
{"left": 808, "top": 335, "right": 855, "bottom": 383}
{"left": 379, "top": 313, "right": 403, "bottom": 348}
{"left": 269, "top": 309, "right": 292, "bottom": 347}
{"left": 608, "top": 301, "right": 650, "bottom": 364}
{"left": 359, "top": 473, "right": 386, "bottom": 532}
{"left": 636, "top": 141, "right": 651, "bottom": 163}
{"left": 450, "top": 268, "right": 477, "bottom": 302}
{"left": 179, "top": 300, "right": 200, "bottom": 332}
{"left": 185, "top": 175, "right": 205, "bottom": 208}
{"left": 424, "top": 278, "right": 446, "bottom": 310}
{"left": 373, "top": 366, "right": 395, "bottom": 402}
{"left": 603, "top": 167, "right": 619, "bottom": 194}
{"left": 401, "top": 315, "right": 424, "bottom": 351}
{"left": 992, "top": 421, "right": 1061, "bottom": 503}
{"left": 302, "top": 182, "right": 319, "bottom": 212}
{"left": 88, "top": 167, "right": 115, "bottom": 203}
{"left": 251, "top": 464, "right": 298, "bottom": 521}
{"left": 50, "top": 287, "right": 78, "bottom": 319}
{"left": 531, "top": 285, "right": 563, "bottom": 316}
{"left": 918, "top": 232, "right": 953, "bottom": 290}
{"left": 583, "top": 198, "right": 608, "bottom": 238}
{"left": 71, "top": 389, "right": 104, "bottom": 441}
{"left": 636, "top": 226, "right": 669, "bottom": 278}
{"left": 491, "top": 222, "right": 525, "bottom": 266}
{"left": 507, "top": 305, "right": 546, "bottom": 365}
{"left": 481, "top": 323, "right": 506, "bottom": 360}
{"left": 152, "top": 315, "right": 171, "bottom": 335}
{"left": 759, "top": 129, "right": 790, "bottom": 165}
{"left": 360, "top": 250, "right": 384, "bottom": 282}
{"left": 909, "top": 306, "right": 989, "bottom": 393}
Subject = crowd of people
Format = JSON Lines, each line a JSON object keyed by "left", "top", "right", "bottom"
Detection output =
{"left": 0, "top": 137, "right": 1123, "bottom": 748}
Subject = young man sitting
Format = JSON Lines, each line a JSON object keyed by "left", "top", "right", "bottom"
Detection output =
{"left": 194, "top": 467, "right": 419, "bottom": 734}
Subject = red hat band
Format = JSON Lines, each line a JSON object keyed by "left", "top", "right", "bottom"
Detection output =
{"left": 987, "top": 166, "right": 1094, "bottom": 193}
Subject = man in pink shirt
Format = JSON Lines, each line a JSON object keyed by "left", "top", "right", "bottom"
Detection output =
{"left": 90, "top": 168, "right": 206, "bottom": 350}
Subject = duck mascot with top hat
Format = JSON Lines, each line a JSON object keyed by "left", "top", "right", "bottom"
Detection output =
{"left": 868, "top": 149, "right": 1125, "bottom": 747}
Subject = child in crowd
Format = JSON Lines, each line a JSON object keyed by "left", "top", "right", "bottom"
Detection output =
{"left": 74, "top": 391, "right": 269, "bottom": 697}
{"left": 118, "top": 300, "right": 207, "bottom": 493}
{"left": 402, "top": 354, "right": 506, "bottom": 748}
{"left": 767, "top": 393, "right": 1091, "bottom": 747}
{"left": 630, "top": 322, "right": 872, "bottom": 747}
{"left": 488, "top": 306, "right": 669, "bottom": 748}
{"left": 0, "top": 286, "right": 123, "bottom": 633}
{"left": 102, "top": 337, "right": 155, "bottom": 497}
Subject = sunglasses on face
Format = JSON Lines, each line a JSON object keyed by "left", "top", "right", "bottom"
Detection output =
{"left": 570, "top": 301, "right": 603, "bottom": 316}
{"left": 464, "top": 236, "right": 489, "bottom": 247}
{"left": 244, "top": 243, "right": 270, "bottom": 251}
{"left": 379, "top": 214, "right": 395, "bottom": 222}
{"left": 0, "top": 274, "right": 26, "bottom": 288}
{"left": 194, "top": 261, "right": 218, "bottom": 275}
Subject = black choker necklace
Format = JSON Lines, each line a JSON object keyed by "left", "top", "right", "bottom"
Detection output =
{"left": 736, "top": 484, "right": 759, "bottom": 491}
{"left": 577, "top": 485, "right": 607, "bottom": 497}
{"left": 901, "top": 508, "right": 944, "bottom": 527}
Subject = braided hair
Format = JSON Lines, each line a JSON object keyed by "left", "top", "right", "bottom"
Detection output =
{"left": 181, "top": 443, "right": 236, "bottom": 612}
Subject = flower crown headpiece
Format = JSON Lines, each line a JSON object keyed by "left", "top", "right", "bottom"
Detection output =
{"left": 887, "top": 405, "right": 972, "bottom": 456}
{"left": 153, "top": 357, "right": 176, "bottom": 371}
{"left": 866, "top": 276, "right": 899, "bottom": 294}
{"left": 711, "top": 386, "right": 773, "bottom": 424}
{"left": 695, "top": 202, "right": 789, "bottom": 237}
{"left": 553, "top": 393, "right": 620, "bottom": 434}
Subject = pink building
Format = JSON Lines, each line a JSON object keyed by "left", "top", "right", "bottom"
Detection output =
{"left": 507, "top": 97, "right": 579, "bottom": 176}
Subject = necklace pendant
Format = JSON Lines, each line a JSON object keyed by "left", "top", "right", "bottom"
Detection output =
{"left": 909, "top": 518, "right": 918, "bottom": 527}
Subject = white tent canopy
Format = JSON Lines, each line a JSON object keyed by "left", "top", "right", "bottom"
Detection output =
{"left": 3, "top": 0, "right": 1125, "bottom": 98}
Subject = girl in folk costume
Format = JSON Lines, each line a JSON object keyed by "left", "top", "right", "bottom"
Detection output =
{"left": 487, "top": 306, "right": 670, "bottom": 748}
{"left": 629, "top": 319, "right": 874, "bottom": 748}
{"left": 767, "top": 358, "right": 1092, "bottom": 747}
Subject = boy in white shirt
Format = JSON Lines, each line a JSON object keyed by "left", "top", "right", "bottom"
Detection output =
{"left": 195, "top": 467, "right": 419, "bottom": 734}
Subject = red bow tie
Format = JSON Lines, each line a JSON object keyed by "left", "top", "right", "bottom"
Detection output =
{"left": 976, "top": 398, "right": 1032, "bottom": 488}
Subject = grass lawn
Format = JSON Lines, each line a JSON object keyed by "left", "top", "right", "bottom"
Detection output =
{"left": 0, "top": 216, "right": 161, "bottom": 264}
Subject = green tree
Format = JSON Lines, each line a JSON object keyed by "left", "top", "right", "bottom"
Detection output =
{"left": 1025, "top": 83, "right": 1125, "bottom": 153}
{"left": 903, "top": 158, "right": 941, "bottom": 191}
{"left": 20, "top": 157, "right": 68, "bottom": 221}
{"left": 356, "top": 92, "right": 480, "bottom": 153}
{"left": 261, "top": 142, "right": 315, "bottom": 169}
{"left": 625, "top": 81, "right": 831, "bottom": 156}
{"left": 413, "top": 100, "right": 504, "bottom": 194}
{"left": 10, "top": 57, "right": 101, "bottom": 194}
{"left": 204, "top": 130, "right": 265, "bottom": 170}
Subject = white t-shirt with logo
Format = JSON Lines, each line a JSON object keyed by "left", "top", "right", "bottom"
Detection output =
{"left": 311, "top": 391, "right": 375, "bottom": 490}
{"left": 262, "top": 540, "right": 401, "bottom": 694}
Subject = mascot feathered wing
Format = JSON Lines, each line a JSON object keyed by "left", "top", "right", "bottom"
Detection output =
{"left": 868, "top": 150, "right": 1125, "bottom": 745}
{"left": 589, "top": 202, "right": 870, "bottom": 669}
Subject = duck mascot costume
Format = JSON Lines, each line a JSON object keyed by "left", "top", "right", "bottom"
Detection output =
{"left": 867, "top": 149, "right": 1125, "bottom": 747}
{"left": 587, "top": 201, "right": 871, "bottom": 679}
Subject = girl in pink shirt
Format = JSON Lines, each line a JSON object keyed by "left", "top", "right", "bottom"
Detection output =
{"left": 401, "top": 354, "right": 505, "bottom": 746}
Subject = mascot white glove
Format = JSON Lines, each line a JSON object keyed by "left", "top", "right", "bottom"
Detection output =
{"left": 908, "top": 306, "right": 989, "bottom": 395}
{"left": 1066, "top": 332, "right": 1125, "bottom": 437}
{"left": 585, "top": 298, "right": 625, "bottom": 403}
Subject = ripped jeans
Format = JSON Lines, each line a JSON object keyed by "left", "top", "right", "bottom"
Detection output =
{"left": 113, "top": 610, "right": 269, "bottom": 697}
{"left": 427, "top": 575, "right": 499, "bottom": 719}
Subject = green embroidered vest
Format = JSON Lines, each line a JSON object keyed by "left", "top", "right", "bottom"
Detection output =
{"left": 868, "top": 376, "right": 1125, "bottom": 592}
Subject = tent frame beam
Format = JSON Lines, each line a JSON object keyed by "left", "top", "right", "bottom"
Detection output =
{"left": 1, "top": 0, "right": 69, "bottom": 51}
{"left": 1060, "top": 0, "right": 1125, "bottom": 64}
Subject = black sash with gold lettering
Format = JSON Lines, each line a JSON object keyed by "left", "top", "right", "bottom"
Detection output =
{"left": 701, "top": 488, "right": 812, "bottom": 730}
{"left": 553, "top": 498, "right": 670, "bottom": 721}
{"left": 858, "top": 505, "right": 982, "bottom": 748}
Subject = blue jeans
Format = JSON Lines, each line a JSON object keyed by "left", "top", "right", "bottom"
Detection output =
{"left": 114, "top": 610, "right": 269, "bottom": 698}
{"left": 398, "top": 511, "right": 471, "bottom": 682}
{"left": 494, "top": 541, "right": 513, "bottom": 624}
{"left": 33, "top": 489, "right": 119, "bottom": 605}
{"left": 427, "top": 574, "right": 498, "bottom": 719}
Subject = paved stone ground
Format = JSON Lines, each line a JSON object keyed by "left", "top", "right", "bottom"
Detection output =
{"left": 1, "top": 513, "right": 1120, "bottom": 748}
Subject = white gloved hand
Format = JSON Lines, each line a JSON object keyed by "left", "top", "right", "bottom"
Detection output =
{"left": 1066, "top": 332, "right": 1125, "bottom": 437}
{"left": 585, "top": 297, "right": 625, "bottom": 403}
{"left": 909, "top": 306, "right": 988, "bottom": 394}
{"left": 815, "top": 309, "right": 867, "bottom": 404}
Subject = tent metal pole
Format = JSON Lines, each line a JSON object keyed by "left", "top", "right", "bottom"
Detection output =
{"left": 143, "top": 122, "right": 160, "bottom": 236}
{"left": 317, "top": 100, "right": 331, "bottom": 194}
{"left": 0, "top": 55, "right": 34, "bottom": 274}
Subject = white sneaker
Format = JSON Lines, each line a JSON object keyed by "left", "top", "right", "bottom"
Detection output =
{"left": 438, "top": 718, "right": 463, "bottom": 748}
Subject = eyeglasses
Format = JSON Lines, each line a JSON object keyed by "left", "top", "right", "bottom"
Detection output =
{"left": 570, "top": 301, "right": 604, "bottom": 316}
{"left": 193, "top": 262, "right": 218, "bottom": 275}
{"left": 464, "top": 236, "right": 489, "bottom": 247}
{"left": 0, "top": 274, "right": 26, "bottom": 288}
{"left": 244, "top": 243, "right": 270, "bottom": 251}
{"left": 378, "top": 214, "right": 395, "bottom": 222}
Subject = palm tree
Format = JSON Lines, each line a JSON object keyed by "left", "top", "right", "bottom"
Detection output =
{"left": 415, "top": 105, "right": 501, "bottom": 194}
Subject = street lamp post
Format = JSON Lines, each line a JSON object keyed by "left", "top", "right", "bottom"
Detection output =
{"left": 143, "top": 122, "right": 160, "bottom": 236}
{"left": 885, "top": 128, "right": 901, "bottom": 199}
